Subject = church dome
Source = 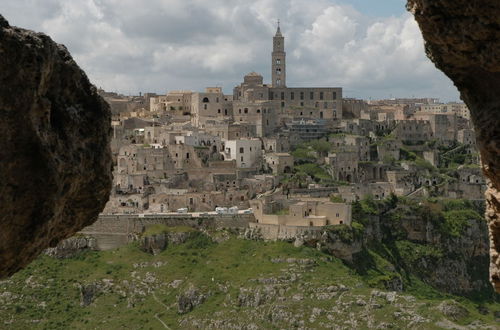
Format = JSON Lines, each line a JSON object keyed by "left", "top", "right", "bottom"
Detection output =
{"left": 243, "top": 71, "right": 264, "bottom": 85}
{"left": 245, "top": 71, "right": 262, "bottom": 77}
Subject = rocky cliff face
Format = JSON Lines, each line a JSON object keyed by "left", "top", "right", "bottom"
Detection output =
{"left": 0, "top": 15, "right": 112, "bottom": 278}
{"left": 312, "top": 201, "right": 491, "bottom": 296}
{"left": 406, "top": 1, "right": 500, "bottom": 292}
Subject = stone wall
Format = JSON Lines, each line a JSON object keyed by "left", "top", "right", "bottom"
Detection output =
{"left": 249, "top": 223, "right": 324, "bottom": 241}
{"left": 80, "top": 213, "right": 253, "bottom": 250}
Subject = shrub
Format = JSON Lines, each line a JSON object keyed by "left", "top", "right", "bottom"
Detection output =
{"left": 441, "top": 209, "right": 482, "bottom": 237}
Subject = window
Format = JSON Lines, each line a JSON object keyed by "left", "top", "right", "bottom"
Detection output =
{"left": 202, "top": 97, "right": 209, "bottom": 102}
{"left": 280, "top": 92, "right": 285, "bottom": 100}
{"left": 276, "top": 79, "right": 281, "bottom": 85}
{"left": 300, "top": 102, "right": 304, "bottom": 106}
{"left": 239, "top": 147, "right": 244, "bottom": 153}
{"left": 300, "top": 91, "right": 304, "bottom": 100}
{"left": 244, "top": 108, "right": 248, "bottom": 114}
{"left": 276, "top": 59, "right": 281, "bottom": 64}
{"left": 240, "top": 156, "right": 244, "bottom": 161}
{"left": 291, "top": 92, "right": 294, "bottom": 100}
{"left": 320, "top": 92, "right": 324, "bottom": 100}
{"left": 324, "top": 102, "right": 328, "bottom": 109}
{"left": 332, "top": 92, "right": 337, "bottom": 99}
{"left": 218, "top": 109, "right": 221, "bottom": 113}
{"left": 257, "top": 109, "right": 261, "bottom": 113}
{"left": 315, "top": 102, "right": 319, "bottom": 108}
{"left": 186, "top": 153, "right": 190, "bottom": 159}
{"left": 239, "top": 109, "right": 242, "bottom": 114}
{"left": 281, "top": 102, "right": 285, "bottom": 108}
{"left": 203, "top": 104, "right": 207, "bottom": 110}
{"left": 216, "top": 97, "right": 219, "bottom": 103}
{"left": 310, "top": 91, "right": 314, "bottom": 100}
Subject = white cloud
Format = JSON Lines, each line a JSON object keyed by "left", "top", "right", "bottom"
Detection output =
{"left": 0, "top": 0, "right": 460, "bottom": 100}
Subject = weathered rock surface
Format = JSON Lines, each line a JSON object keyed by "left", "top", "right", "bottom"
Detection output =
{"left": 0, "top": 16, "right": 112, "bottom": 278}
{"left": 178, "top": 286, "right": 206, "bottom": 314}
{"left": 140, "top": 231, "right": 193, "bottom": 255}
{"left": 44, "top": 236, "right": 97, "bottom": 258}
{"left": 407, "top": 0, "right": 500, "bottom": 292}
{"left": 438, "top": 300, "right": 470, "bottom": 321}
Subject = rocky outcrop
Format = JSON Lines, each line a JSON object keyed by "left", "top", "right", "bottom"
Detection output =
{"left": 44, "top": 236, "right": 97, "bottom": 258}
{"left": 407, "top": 1, "right": 500, "bottom": 292}
{"left": 0, "top": 16, "right": 112, "bottom": 278}
{"left": 177, "top": 286, "right": 207, "bottom": 314}
{"left": 140, "top": 231, "right": 193, "bottom": 255}
{"left": 438, "top": 300, "right": 470, "bottom": 321}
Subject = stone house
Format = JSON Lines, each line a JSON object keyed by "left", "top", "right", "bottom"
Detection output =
{"left": 325, "top": 151, "right": 359, "bottom": 183}
{"left": 222, "top": 139, "right": 262, "bottom": 168}
{"left": 264, "top": 153, "right": 294, "bottom": 175}
{"left": 250, "top": 198, "right": 352, "bottom": 227}
{"left": 337, "top": 182, "right": 394, "bottom": 202}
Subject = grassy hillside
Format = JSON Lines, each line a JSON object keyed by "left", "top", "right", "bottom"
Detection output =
{"left": 1, "top": 230, "right": 499, "bottom": 329}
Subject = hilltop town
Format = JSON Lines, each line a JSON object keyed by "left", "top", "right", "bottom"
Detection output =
{"left": 93, "top": 24, "right": 482, "bottom": 242}
{"left": 2, "top": 18, "right": 499, "bottom": 330}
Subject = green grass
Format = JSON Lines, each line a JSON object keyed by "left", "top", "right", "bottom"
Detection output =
{"left": 1, "top": 231, "right": 499, "bottom": 329}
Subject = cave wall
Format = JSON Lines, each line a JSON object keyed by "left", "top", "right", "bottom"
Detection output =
{"left": 0, "top": 15, "right": 112, "bottom": 278}
{"left": 407, "top": 1, "right": 500, "bottom": 291}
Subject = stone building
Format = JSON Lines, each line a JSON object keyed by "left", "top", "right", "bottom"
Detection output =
{"left": 250, "top": 197, "right": 352, "bottom": 227}
{"left": 393, "top": 120, "right": 433, "bottom": 142}
{"left": 264, "top": 153, "right": 294, "bottom": 175}
{"left": 413, "top": 112, "right": 457, "bottom": 142}
{"left": 457, "top": 128, "right": 476, "bottom": 146}
{"left": 222, "top": 139, "right": 262, "bottom": 168}
{"left": 229, "top": 24, "right": 343, "bottom": 139}
{"left": 325, "top": 151, "right": 359, "bottom": 183}
{"left": 191, "top": 87, "right": 233, "bottom": 127}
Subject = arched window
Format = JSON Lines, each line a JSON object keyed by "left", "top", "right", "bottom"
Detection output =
{"left": 257, "top": 109, "right": 261, "bottom": 113}
{"left": 202, "top": 97, "right": 209, "bottom": 103}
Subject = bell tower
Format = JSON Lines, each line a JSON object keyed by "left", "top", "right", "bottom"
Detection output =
{"left": 272, "top": 20, "right": 286, "bottom": 87}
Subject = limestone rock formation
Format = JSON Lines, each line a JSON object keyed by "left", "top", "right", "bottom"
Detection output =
{"left": 407, "top": 1, "right": 500, "bottom": 292}
{"left": 44, "top": 236, "right": 97, "bottom": 259}
{"left": 0, "top": 15, "right": 112, "bottom": 278}
{"left": 140, "top": 231, "right": 194, "bottom": 255}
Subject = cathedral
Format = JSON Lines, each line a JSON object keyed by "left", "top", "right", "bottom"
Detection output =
{"left": 231, "top": 22, "right": 343, "bottom": 136}
{"left": 153, "top": 22, "right": 343, "bottom": 139}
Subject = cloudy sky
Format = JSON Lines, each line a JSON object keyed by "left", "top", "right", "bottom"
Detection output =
{"left": 1, "top": 0, "right": 461, "bottom": 101}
